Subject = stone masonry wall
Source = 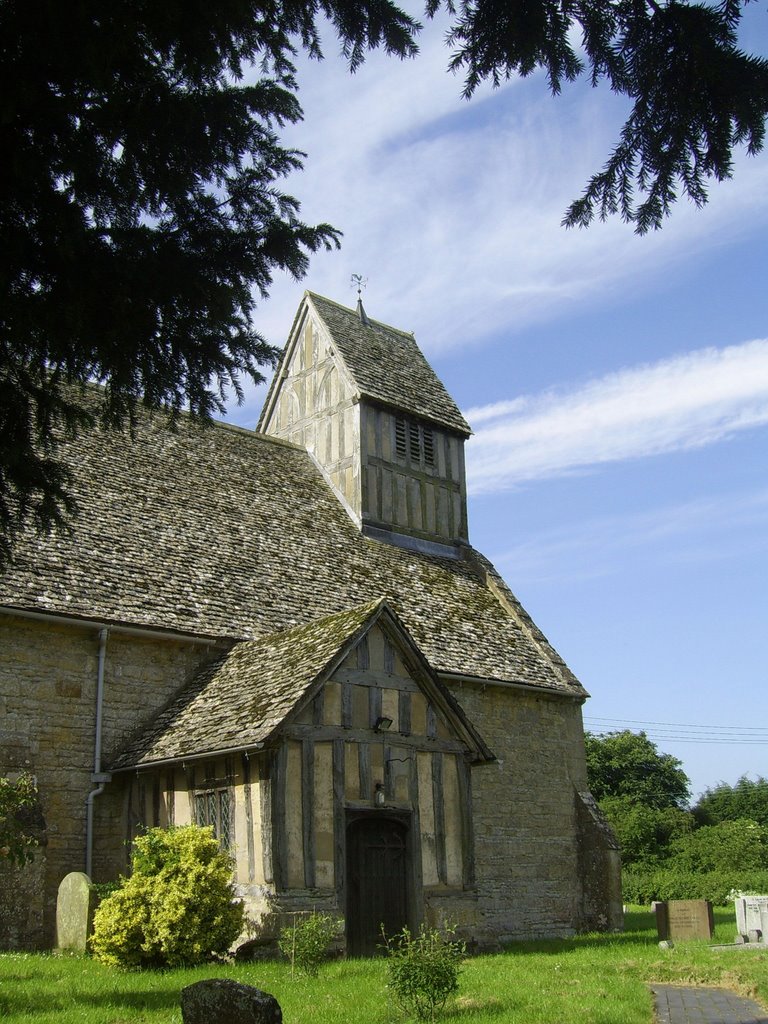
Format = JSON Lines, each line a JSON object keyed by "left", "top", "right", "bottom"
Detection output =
{"left": 449, "top": 680, "right": 589, "bottom": 945}
{"left": 0, "top": 615, "right": 216, "bottom": 948}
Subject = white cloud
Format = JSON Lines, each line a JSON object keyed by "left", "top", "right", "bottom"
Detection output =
{"left": 492, "top": 488, "right": 768, "bottom": 584}
{"left": 465, "top": 339, "right": 768, "bottom": 494}
{"left": 239, "top": 21, "right": 768, "bottom": 359}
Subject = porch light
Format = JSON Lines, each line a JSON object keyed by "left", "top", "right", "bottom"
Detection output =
{"left": 374, "top": 782, "right": 386, "bottom": 807}
{"left": 374, "top": 715, "right": 393, "bottom": 732}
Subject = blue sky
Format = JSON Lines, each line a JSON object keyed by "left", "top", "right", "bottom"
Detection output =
{"left": 226, "top": 9, "right": 768, "bottom": 802}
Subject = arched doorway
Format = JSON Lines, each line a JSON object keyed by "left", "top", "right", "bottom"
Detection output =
{"left": 346, "top": 815, "right": 410, "bottom": 956}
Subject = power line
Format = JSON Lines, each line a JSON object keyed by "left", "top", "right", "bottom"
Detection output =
{"left": 585, "top": 716, "right": 768, "bottom": 733}
{"left": 583, "top": 716, "right": 768, "bottom": 745}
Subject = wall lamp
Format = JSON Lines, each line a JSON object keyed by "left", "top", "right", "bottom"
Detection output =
{"left": 374, "top": 715, "right": 393, "bottom": 733}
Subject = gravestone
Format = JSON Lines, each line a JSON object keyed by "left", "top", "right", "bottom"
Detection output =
{"left": 55, "top": 872, "right": 97, "bottom": 952}
{"left": 655, "top": 900, "right": 714, "bottom": 941}
{"left": 181, "top": 980, "right": 282, "bottom": 1024}
{"left": 734, "top": 895, "right": 768, "bottom": 942}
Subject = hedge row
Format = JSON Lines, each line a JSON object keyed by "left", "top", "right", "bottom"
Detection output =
{"left": 622, "top": 867, "right": 768, "bottom": 906}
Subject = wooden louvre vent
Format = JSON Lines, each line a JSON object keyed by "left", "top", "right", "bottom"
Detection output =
{"left": 395, "top": 416, "right": 435, "bottom": 466}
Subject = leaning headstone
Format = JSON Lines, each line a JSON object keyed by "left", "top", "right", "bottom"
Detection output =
{"left": 181, "top": 979, "right": 282, "bottom": 1024}
{"left": 55, "top": 872, "right": 97, "bottom": 952}
{"left": 655, "top": 900, "right": 714, "bottom": 941}
{"left": 734, "top": 895, "right": 768, "bottom": 943}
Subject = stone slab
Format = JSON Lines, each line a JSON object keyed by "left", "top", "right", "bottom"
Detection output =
{"left": 55, "top": 871, "right": 96, "bottom": 952}
{"left": 735, "top": 896, "right": 768, "bottom": 942}
{"left": 181, "top": 980, "right": 282, "bottom": 1024}
{"left": 655, "top": 900, "right": 714, "bottom": 941}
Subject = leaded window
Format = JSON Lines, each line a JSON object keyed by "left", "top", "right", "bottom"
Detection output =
{"left": 194, "top": 787, "right": 233, "bottom": 850}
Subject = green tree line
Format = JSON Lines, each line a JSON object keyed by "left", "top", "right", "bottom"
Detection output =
{"left": 586, "top": 731, "right": 768, "bottom": 903}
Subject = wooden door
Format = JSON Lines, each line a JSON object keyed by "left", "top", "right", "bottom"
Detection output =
{"left": 346, "top": 816, "right": 409, "bottom": 956}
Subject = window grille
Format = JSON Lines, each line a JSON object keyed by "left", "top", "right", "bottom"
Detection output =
{"left": 194, "top": 787, "right": 233, "bottom": 850}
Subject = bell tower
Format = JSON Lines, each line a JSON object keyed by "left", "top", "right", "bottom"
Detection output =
{"left": 258, "top": 292, "right": 471, "bottom": 557}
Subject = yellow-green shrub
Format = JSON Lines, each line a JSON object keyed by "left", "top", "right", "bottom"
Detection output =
{"left": 90, "top": 825, "right": 243, "bottom": 968}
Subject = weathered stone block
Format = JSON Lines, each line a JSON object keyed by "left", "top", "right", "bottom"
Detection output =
{"left": 656, "top": 900, "right": 714, "bottom": 941}
{"left": 181, "top": 979, "right": 282, "bottom": 1024}
{"left": 55, "top": 871, "right": 96, "bottom": 952}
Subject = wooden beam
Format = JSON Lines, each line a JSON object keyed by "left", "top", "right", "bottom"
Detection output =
{"left": 334, "top": 667, "right": 421, "bottom": 692}
{"left": 456, "top": 757, "right": 475, "bottom": 887}
{"left": 399, "top": 690, "right": 412, "bottom": 736}
{"left": 281, "top": 722, "right": 467, "bottom": 754}
{"left": 432, "top": 753, "right": 447, "bottom": 885}
{"left": 242, "top": 753, "right": 256, "bottom": 883}
{"left": 260, "top": 753, "right": 274, "bottom": 885}
{"left": 313, "top": 687, "right": 324, "bottom": 727}
{"left": 358, "top": 743, "right": 371, "bottom": 802}
{"left": 341, "top": 680, "right": 353, "bottom": 729}
{"left": 333, "top": 739, "right": 345, "bottom": 900}
{"left": 302, "top": 739, "right": 316, "bottom": 888}
{"left": 408, "top": 751, "right": 424, "bottom": 929}
{"left": 272, "top": 746, "right": 288, "bottom": 890}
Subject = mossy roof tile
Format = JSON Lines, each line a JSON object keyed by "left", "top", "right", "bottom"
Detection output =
{"left": 304, "top": 292, "right": 471, "bottom": 436}
{"left": 0, "top": 396, "right": 584, "bottom": 697}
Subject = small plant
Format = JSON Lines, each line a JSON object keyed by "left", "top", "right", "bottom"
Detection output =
{"left": 383, "top": 922, "right": 465, "bottom": 1022}
{"left": 89, "top": 824, "right": 243, "bottom": 968}
{"left": 278, "top": 912, "right": 342, "bottom": 977}
{"left": 0, "top": 772, "right": 40, "bottom": 866}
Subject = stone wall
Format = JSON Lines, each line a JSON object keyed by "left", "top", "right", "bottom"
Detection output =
{"left": 0, "top": 614, "right": 216, "bottom": 948}
{"left": 449, "top": 680, "right": 590, "bottom": 945}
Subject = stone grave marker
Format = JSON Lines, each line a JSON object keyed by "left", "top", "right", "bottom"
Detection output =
{"left": 181, "top": 980, "right": 282, "bottom": 1024}
{"left": 735, "top": 895, "right": 768, "bottom": 942}
{"left": 55, "top": 871, "right": 97, "bottom": 952}
{"left": 655, "top": 900, "right": 714, "bottom": 941}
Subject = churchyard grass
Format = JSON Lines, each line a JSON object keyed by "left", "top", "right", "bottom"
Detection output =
{"left": 1, "top": 908, "right": 767, "bottom": 1024}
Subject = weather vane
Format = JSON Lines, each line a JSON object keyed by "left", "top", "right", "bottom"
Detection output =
{"left": 351, "top": 274, "right": 368, "bottom": 299}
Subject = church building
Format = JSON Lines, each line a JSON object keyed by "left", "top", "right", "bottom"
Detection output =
{"left": 0, "top": 292, "right": 621, "bottom": 951}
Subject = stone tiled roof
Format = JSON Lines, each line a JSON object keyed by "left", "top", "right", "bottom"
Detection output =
{"left": 0, "top": 397, "right": 585, "bottom": 697}
{"left": 303, "top": 293, "right": 471, "bottom": 436}
{"left": 111, "top": 601, "right": 382, "bottom": 768}
{"left": 111, "top": 599, "right": 494, "bottom": 769}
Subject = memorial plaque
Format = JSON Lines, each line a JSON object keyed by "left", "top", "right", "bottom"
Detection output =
{"left": 735, "top": 896, "right": 768, "bottom": 942}
{"left": 655, "top": 900, "right": 714, "bottom": 941}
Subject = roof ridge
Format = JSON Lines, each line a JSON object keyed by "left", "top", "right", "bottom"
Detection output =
{"left": 305, "top": 290, "right": 415, "bottom": 341}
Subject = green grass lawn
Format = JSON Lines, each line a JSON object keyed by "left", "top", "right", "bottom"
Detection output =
{"left": 1, "top": 908, "right": 767, "bottom": 1024}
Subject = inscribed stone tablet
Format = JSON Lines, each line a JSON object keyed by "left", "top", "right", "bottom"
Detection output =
{"left": 735, "top": 896, "right": 768, "bottom": 940}
{"left": 655, "top": 900, "right": 714, "bottom": 941}
{"left": 55, "top": 871, "right": 96, "bottom": 952}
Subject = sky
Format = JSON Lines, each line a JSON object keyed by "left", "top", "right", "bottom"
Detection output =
{"left": 224, "top": 7, "right": 768, "bottom": 803}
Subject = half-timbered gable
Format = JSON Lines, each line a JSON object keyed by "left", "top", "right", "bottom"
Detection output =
{"left": 109, "top": 601, "right": 493, "bottom": 953}
{"left": 0, "top": 291, "right": 621, "bottom": 952}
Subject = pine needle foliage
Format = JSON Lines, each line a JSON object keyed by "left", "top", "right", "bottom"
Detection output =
{"left": 2, "top": 0, "right": 766, "bottom": 561}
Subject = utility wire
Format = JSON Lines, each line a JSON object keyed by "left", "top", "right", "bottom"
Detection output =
{"left": 583, "top": 716, "right": 768, "bottom": 745}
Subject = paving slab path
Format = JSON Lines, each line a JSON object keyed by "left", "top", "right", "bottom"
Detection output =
{"left": 652, "top": 985, "right": 768, "bottom": 1024}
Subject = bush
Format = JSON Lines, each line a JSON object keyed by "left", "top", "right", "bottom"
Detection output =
{"left": 89, "top": 824, "right": 243, "bottom": 968}
{"left": 622, "top": 866, "right": 768, "bottom": 906}
{"left": 0, "top": 772, "right": 40, "bottom": 867}
{"left": 383, "top": 923, "right": 465, "bottom": 1022}
{"left": 278, "top": 912, "right": 342, "bottom": 977}
{"left": 669, "top": 819, "right": 768, "bottom": 873}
